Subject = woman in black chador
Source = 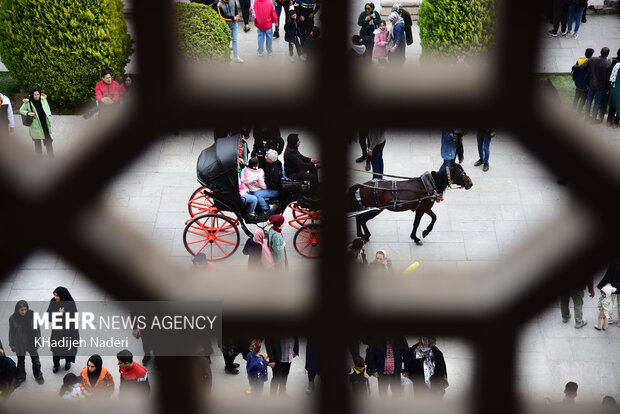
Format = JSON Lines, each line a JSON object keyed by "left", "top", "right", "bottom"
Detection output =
{"left": 9, "top": 300, "right": 44, "bottom": 385}
{"left": 46, "top": 287, "right": 79, "bottom": 373}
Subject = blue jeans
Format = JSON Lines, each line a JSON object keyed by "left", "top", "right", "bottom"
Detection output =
{"left": 585, "top": 88, "right": 605, "bottom": 119}
{"left": 248, "top": 191, "right": 269, "bottom": 211}
{"left": 567, "top": 5, "right": 585, "bottom": 32}
{"left": 439, "top": 159, "right": 453, "bottom": 171}
{"left": 230, "top": 23, "right": 239, "bottom": 58}
{"left": 476, "top": 131, "right": 491, "bottom": 164}
{"left": 257, "top": 29, "right": 273, "bottom": 55}
{"left": 242, "top": 193, "right": 258, "bottom": 213}
{"left": 253, "top": 188, "right": 280, "bottom": 201}
{"left": 370, "top": 141, "right": 385, "bottom": 179}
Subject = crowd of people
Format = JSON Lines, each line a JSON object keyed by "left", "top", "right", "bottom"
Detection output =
{"left": 349, "top": 3, "right": 412, "bottom": 66}
{"left": 571, "top": 47, "right": 620, "bottom": 126}
{"left": 0, "top": 286, "right": 452, "bottom": 400}
{"left": 220, "top": 335, "right": 448, "bottom": 398}
{"left": 191, "top": 0, "right": 322, "bottom": 63}
{"left": 0, "top": 287, "right": 150, "bottom": 400}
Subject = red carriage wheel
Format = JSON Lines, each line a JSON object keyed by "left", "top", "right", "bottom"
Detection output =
{"left": 293, "top": 224, "right": 321, "bottom": 258}
{"left": 188, "top": 187, "right": 217, "bottom": 218}
{"left": 288, "top": 201, "right": 319, "bottom": 230}
{"left": 183, "top": 214, "right": 240, "bottom": 260}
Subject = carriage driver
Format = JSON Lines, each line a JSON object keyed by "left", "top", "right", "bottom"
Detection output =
{"left": 284, "top": 134, "right": 320, "bottom": 199}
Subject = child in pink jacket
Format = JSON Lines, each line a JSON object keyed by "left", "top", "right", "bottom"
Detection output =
{"left": 373, "top": 20, "right": 390, "bottom": 64}
{"left": 252, "top": 0, "right": 278, "bottom": 56}
{"left": 241, "top": 157, "right": 270, "bottom": 213}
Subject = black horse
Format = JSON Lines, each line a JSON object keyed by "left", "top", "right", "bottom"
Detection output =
{"left": 347, "top": 164, "right": 473, "bottom": 245}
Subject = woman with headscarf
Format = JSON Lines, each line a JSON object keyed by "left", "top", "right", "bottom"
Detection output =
{"left": 387, "top": 11, "right": 406, "bottom": 65}
{"left": 9, "top": 300, "right": 44, "bottom": 385}
{"left": 19, "top": 87, "right": 54, "bottom": 158}
{"left": 370, "top": 250, "right": 393, "bottom": 272}
{"left": 79, "top": 354, "right": 114, "bottom": 398}
{"left": 46, "top": 287, "right": 79, "bottom": 372}
{"left": 358, "top": 2, "right": 381, "bottom": 56}
{"left": 242, "top": 228, "right": 275, "bottom": 270}
{"left": 407, "top": 336, "right": 448, "bottom": 398}
{"left": 267, "top": 214, "right": 288, "bottom": 271}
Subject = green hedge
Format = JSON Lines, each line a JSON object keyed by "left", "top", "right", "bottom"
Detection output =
{"left": 175, "top": 2, "right": 232, "bottom": 63}
{"left": 0, "top": 72, "right": 18, "bottom": 96}
{"left": 418, "top": 0, "right": 496, "bottom": 60}
{"left": 0, "top": 0, "right": 133, "bottom": 109}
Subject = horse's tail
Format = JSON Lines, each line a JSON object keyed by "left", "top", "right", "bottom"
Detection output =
{"left": 346, "top": 184, "right": 364, "bottom": 212}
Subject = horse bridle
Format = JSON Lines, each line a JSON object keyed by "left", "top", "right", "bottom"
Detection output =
{"left": 446, "top": 166, "right": 469, "bottom": 189}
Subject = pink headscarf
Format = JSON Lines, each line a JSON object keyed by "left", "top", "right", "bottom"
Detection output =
{"left": 253, "top": 228, "right": 274, "bottom": 270}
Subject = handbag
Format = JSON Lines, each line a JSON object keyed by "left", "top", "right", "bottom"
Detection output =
{"left": 21, "top": 101, "right": 34, "bottom": 127}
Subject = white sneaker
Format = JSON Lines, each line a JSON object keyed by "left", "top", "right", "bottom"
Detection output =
{"left": 572, "top": 32, "right": 579, "bottom": 39}
{"left": 299, "top": 54, "right": 307, "bottom": 62}
{"left": 268, "top": 52, "right": 273, "bottom": 56}
{"left": 233, "top": 56, "right": 244, "bottom": 63}
{"left": 289, "top": 56, "right": 296, "bottom": 62}
{"left": 257, "top": 52, "right": 264, "bottom": 57}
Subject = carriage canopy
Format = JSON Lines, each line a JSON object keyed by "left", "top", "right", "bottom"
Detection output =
{"left": 196, "top": 135, "right": 243, "bottom": 210}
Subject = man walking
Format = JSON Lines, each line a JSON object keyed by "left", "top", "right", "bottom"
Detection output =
{"left": 265, "top": 336, "right": 299, "bottom": 398}
{"left": 560, "top": 276, "right": 594, "bottom": 328}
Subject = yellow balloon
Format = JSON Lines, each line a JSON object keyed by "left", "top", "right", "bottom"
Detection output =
{"left": 403, "top": 261, "right": 420, "bottom": 274}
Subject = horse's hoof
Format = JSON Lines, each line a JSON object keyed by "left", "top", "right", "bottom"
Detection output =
{"left": 415, "top": 240, "right": 424, "bottom": 246}
{"left": 422, "top": 230, "right": 429, "bottom": 238}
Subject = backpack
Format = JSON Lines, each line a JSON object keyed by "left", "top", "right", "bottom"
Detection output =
{"left": 257, "top": 357, "right": 269, "bottom": 382}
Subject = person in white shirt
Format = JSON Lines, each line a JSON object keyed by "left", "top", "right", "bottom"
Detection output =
{"left": 0, "top": 93, "right": 15, "bottom": 135}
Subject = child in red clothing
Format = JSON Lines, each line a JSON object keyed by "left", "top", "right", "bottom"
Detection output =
{"left": 117, "top": 349, "right": 150, "bottom": 398}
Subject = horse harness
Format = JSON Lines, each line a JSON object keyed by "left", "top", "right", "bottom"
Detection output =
{"left": 368, "top": 174, "right": 442, "bottom": 210}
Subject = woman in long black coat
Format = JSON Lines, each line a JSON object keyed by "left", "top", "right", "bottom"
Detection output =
{"left": 46, "top": 286, "right": 79, "bottom": 372}
{"left": 9, "top": 300, "right": 44, "bottom": 384}
{"left": 408, "top": 336, "right": 448, "bottom": 398}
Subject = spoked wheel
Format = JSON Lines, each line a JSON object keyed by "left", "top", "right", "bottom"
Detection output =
{"left": 188, "top": 187, "right": 217, "bottom": 218}
{"left": 188, "top": 187, "right": 239, "bottom": 224}
{"left": 293, "top": 223, "right": 321, "bottom": 258}
{"left": 288, "top": 201, "right": 319, "bottom": 229}
{"left": 183, "top": 214, "right": 240, "bottom": 260}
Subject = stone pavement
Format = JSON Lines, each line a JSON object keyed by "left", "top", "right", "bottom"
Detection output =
{"left": 3, "top": 117, "right": 620, "bottom": 404}
{"left": 1, "top": 0, "right": 620, "bottom": 407}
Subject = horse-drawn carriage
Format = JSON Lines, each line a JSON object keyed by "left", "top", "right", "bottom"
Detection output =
{"left": 183, "top": 136, "right": 321, "bottom": 260}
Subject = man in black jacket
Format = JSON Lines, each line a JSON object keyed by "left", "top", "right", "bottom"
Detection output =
{"left": 265, "top": 337, "right": 299, "bottom": 397}
{"left": 251, "top": 125, "right": 284, "bottom": 169}
{"left": 366, "top": 336, "right": 409, "bottom": 397}
{"left": 573, "top": 47, "right": 612, "bottom": 123}
{"left": 262, "top": 150, "right": 283, "bottom": 193}
{"left": 284, "top": 133, "right": 320, "bottom": 195}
